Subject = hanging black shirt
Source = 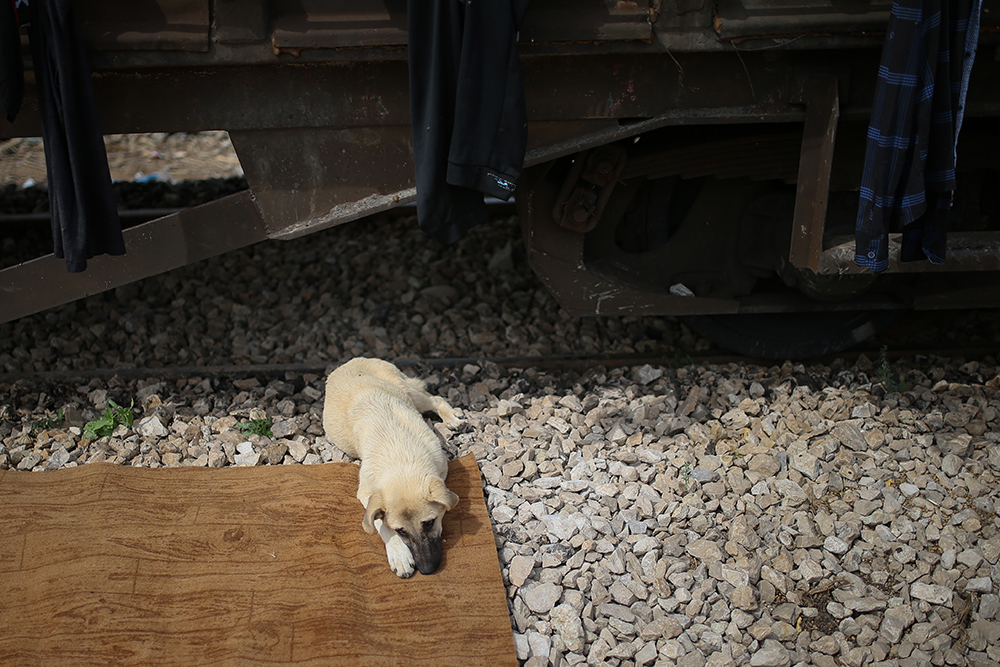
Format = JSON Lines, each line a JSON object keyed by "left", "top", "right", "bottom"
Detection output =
{"left": 2, "top": 0, "right": 124, "bottom": 273}
{"left": 406, "top": 0, "right": 530, "bottom": 244}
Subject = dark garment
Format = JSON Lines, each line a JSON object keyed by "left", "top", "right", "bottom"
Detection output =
{"left": 1, "top": 0, "right": 25, "bottom": 122}
{"left": 18, "top": 0, "right": 123, "bottom": 272}
{"left": 854, "top": 0, "right": 983, "bottom": 271}
{"left": 406, "top": 0, "right": 530, "bottom": 244}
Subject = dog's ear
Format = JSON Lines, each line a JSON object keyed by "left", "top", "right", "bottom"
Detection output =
{"left": 427, "top": 478, "right": 459, "bottom": 511}
{"left": 362, "top": 491, "right": 386, "bottom": 534}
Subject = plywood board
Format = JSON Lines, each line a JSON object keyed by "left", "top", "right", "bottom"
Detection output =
{"left": 0, "top": 455, "right": 516, "bottom": 667}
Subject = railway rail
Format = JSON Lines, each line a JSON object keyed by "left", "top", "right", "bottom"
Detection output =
{"left": 0, "top": 342, "right": 998, "bottom": 386}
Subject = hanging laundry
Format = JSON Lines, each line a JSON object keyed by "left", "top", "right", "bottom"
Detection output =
{"left": 1, "top": 0, "right": 26, "bottom": 122}
{"left": 854, "top": 0, "right": 984, "bottom": 271}
{"left": 406, "top": 0, "right": 530, "bottom": 244}
{"left": 2, "top": 0, "right": 124, "bottom": 272}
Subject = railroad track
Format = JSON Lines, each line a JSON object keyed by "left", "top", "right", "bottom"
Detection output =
{"left": 1, "top": 344, "right": 997, "bottom": 387}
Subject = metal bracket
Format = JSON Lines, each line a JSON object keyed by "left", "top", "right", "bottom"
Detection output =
{"left": 551, "top": 144, "right": 627, "bottom": 234}
{"left": 789, "top": 75, "right": 840, "bottom": 272}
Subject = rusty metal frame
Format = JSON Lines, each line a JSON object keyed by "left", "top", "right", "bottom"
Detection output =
{"left": 520, "top": 162, "right": 741, "bottom": 317}
{"left": 0, "top": 192, "right": 267, "bottom": 325}
{"left": 1, "top": 0, "right": 999, "bottom": 324}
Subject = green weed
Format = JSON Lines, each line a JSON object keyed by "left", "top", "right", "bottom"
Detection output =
{"left": 237, "top": 418, "right": 273, "bottom": 438}
{"left": 875, "top": 346, "right": 910, "bottom": 393}
{"left": 31, "top": 408, "right": 64, "bottom": 435}
{"left": 667, "top": 352, "right": 696, "bottom": 368}
{"left": 83, "top": 399, "right": 135, "bottom": 441}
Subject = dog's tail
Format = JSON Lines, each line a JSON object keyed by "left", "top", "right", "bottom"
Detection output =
{"left": 401, "top": 375, "right": 428, "bottom": 395}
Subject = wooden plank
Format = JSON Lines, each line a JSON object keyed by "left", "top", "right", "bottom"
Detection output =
{"left": 0, "top": 455, "right": 516, "bottom": 667}
{"left": 789, "top": 76, "right": 840, "bottom": 272}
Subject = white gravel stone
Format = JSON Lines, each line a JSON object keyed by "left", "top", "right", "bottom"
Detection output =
{"left": 549, "top": 604, "right": 585, "bottom": 653}
{"left": 966, "top": 577, "right": 994, "bottom": 593}
{"left": 634, "top": 364, "right": 662, "bottom": 385}
{"left": 234, "top": 451, "right": 260, "bottom": 467}
{"left": 941, "top": 454, "right": 964, "bottom": 476}
{"left": 910, "top": 582, "right": 953, "bottom": 606}
{"left": 634, "top": 641, "right": 658, "bottom": 666}
{"left": 522, "top": 582, "right": 562, "bottom": 614}
{"left": 730, "top": 585, "right": 758, "bottom": 611}
{"left": 512, "top": 633, "right": 530, "bottom": 661}
{"left": 790, "top": 449, "right": 821, "bottom": 480}
{"left": 137, "top": 416, "right": 168, "bottom": 438}
{"left": 509, "top": 555, "right": 535, "bottom": 588}
{"left": 773, "top": 478, "right": 808, "bottom": 505}
{"left": 526, "top": 631, "right": 551, "bottom": 661}
{"left": 750, "top": 639, "right": 791, "bottom": 667}
{"left": 824, "top": 535, "right": 850, "bottom": 555}
{"left": 688, "top": 539, "right": 724, "bottom": 563}
{"left": 45, "top": 446, "right": 71, "bottom": 470}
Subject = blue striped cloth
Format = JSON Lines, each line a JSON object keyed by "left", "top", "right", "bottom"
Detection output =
{"left": 855, "top": 0, "right": 983, "bottom": 271}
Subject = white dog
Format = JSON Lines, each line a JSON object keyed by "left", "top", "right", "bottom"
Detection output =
{"left": 322, "top": 358, "right": 461, "bottom": 577}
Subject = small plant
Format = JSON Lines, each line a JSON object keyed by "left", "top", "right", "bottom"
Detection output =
{"left": 31, "top": 408, "right": 64, "bottom": 435}
{"left": 83, "top": 399, "right": 135, "bottom": 441}
{"left": 875, "top": 346, "right": 910, "bottom": 393}
{"left": 667, "top": 352, "right": 696, "bottom": 368}
{"left": 237, "top": 418, "right": 273, "bottom": 438}
{"left": 677, "top": 461, "right": 693, "bottom": 493}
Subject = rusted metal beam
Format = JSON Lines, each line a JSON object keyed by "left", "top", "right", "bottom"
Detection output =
{"left": 229, "top": 126, "right": 417, "bottom": 239}
{"left": 3, "top": 51, "right": 828, "bottom": 139}
{"left": 789, "top": 75, "right": 840, "bottom": 272}
{"left": 0, "top": 191, "right": 267, "bottom": 325}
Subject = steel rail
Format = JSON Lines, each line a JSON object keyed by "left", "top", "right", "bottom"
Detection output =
{"left": 0, "top": 347, "right": 996, "bottom": 386}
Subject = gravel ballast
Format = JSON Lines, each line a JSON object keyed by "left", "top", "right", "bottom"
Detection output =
{"left": 0, "top": 212, "right": 998, "bottom": 667}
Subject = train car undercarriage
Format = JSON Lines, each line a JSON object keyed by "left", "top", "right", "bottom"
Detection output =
{"left": 2, "top": 0, "right": 999, "bottom": 357}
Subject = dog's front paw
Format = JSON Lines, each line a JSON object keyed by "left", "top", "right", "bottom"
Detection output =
{"left": 440, "top": 406, "right": 463, "bottom": 430}
{"left": 386, "top": 535, "right": 415, "bottom": 578}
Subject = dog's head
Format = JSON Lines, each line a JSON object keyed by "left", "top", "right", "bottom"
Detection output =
{"left": 363, "top": 477, "right": 459, "bottom": 575}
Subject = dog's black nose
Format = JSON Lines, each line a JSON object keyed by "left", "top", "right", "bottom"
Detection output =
{"left": 417, "top": 562, "right": 439, "bottom": 575}
{"left": 415, "top": 551, "right": 441, "bottom": 575}
{"left": 414, "top": 536, "right": 443, "bottom": 574}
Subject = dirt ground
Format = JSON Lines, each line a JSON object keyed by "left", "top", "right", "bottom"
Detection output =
{"left": 0, "top": 132, "right": 243, "bottom": 186}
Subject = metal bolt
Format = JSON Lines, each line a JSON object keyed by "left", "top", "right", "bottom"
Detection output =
{"left": 571, "top": 204, "right": 591, "bottom": 224}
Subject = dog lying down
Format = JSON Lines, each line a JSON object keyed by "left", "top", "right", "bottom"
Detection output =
{"left": 322, "top": 357, "right": 462, "bottom": 578}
